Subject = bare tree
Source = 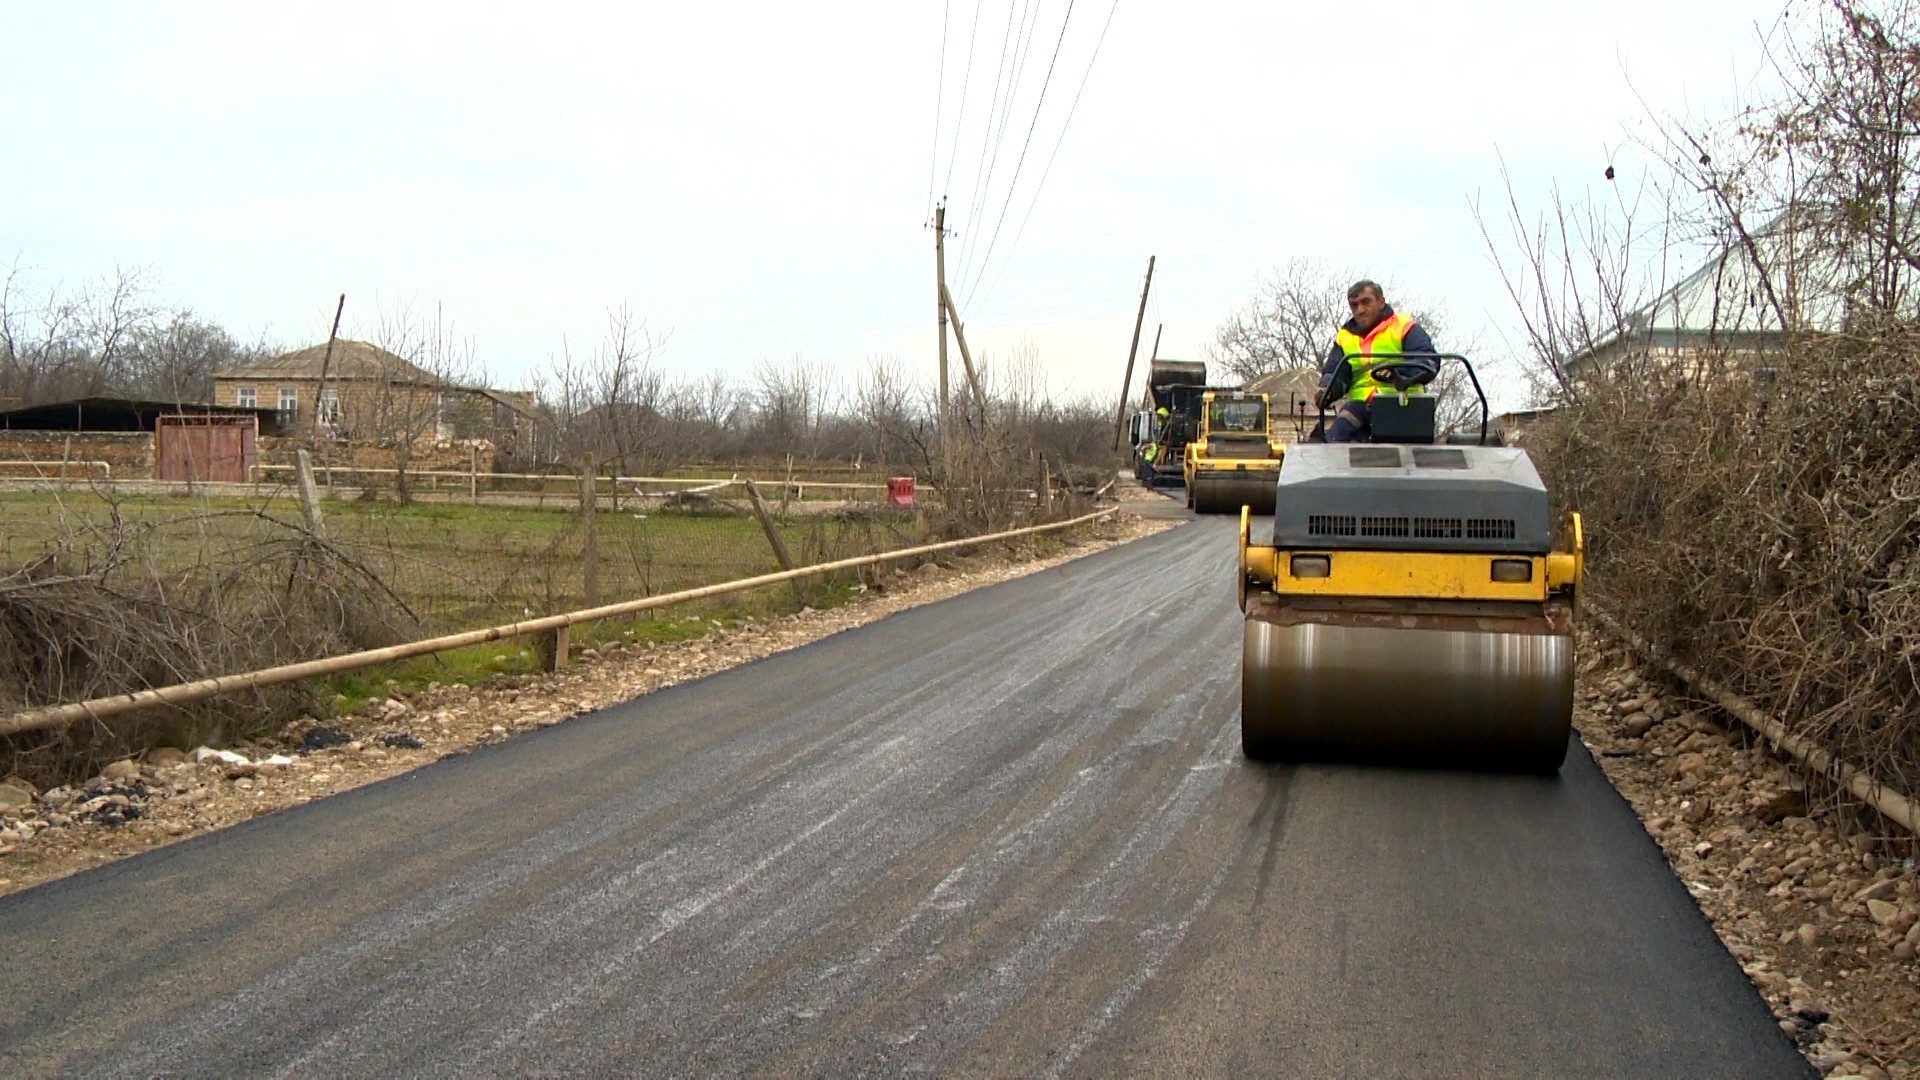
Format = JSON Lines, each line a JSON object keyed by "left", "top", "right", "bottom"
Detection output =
{"left": 370, "top": 301, "right": 482, "bottom": 503}
{"left": 537, "top": 306, "right": 670, "bottom": 476}
{"left": 0, "top": 261, "right": 159, "bottom": 405}
{"left": 1207, "top": 258, "right": 1353, "bottom": 383}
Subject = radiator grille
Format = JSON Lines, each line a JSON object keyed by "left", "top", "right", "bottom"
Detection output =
{"left": 1360, "top": 516, "right": 1410, "bottom": 537}
{"left": 1308, "top": 514, "right": 1357, "bottom": 536}
{"left": 1413, "top": 517, "right": 1463, "bottom": 539}
{"left": 1466, "top": 518, "right": 1517, "bottom": 540}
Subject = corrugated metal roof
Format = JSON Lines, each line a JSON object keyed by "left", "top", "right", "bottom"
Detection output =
{"left": 0, "top": 396, "right": 283, "bottom": 433}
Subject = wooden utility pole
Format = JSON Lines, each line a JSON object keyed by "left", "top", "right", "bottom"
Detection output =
{"left": 294, "top": 449, "right": 328, "bottom": 539}
{"left": 1149, "top": 322, "right": 1163, "bottom": 363}
{"left": 1112, "top": 256, "right": 1156, "bottom": 450}
{"left": 934, "top": 202, "right": 951, "bottom": 436}
{"left": 309, "top": 294, "right": 345, "bottom": 447}
{"left": 939, "top": 284, "right": 989, "bottom": 426}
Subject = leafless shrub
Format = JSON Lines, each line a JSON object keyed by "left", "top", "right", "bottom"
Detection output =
{"left": 1489, "top": 0, "right": 1920, "bottom": 794}
{"left": 0, "top": 498, "right": 416, "bottom": 786}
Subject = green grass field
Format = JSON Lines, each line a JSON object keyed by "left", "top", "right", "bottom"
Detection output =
{"left": 0, "top": 489, "right": 902, "bottom": 627}
{"left": 2, "top": 488, "right": 921, "bottom": 719}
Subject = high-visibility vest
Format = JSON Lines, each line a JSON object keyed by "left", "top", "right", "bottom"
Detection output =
{"left": 1143, "top": 443, "right": 1158, "bottom": 463}
{"left": 1335, "top": 312, "right": 1423, "bottom": 402}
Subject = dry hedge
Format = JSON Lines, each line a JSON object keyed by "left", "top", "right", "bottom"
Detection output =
{"left": 1531, "top": 334, "right": 1920, "bottom": 791}
{"left": 1, "top": 506, "right": 415, "bottom": 786}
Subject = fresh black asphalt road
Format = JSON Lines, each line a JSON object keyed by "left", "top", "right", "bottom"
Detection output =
{"left": 0, "top": 514, "right": 1811, "bottom": 1078}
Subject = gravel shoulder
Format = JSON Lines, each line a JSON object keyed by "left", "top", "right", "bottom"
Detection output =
{"left": 1575, "top": 639, "right": 1920, "bottom": 1079}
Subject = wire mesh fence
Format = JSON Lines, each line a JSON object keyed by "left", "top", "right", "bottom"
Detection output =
{"left": 0, "top": 472, "right": 1093, "bottom": 781}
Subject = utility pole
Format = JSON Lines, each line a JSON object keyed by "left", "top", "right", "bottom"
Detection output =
{"left": 1113, "top": 256, "right": 1156, "bottom": 450}
{"left": 1149, "top": 322, "right": 1163, "bottom": 364}
{"left": 309, "top": 293, "right": 345, "bottom": 447}
{"left": 933, "top": 202, "right": 951, "bottom": 437}
{"left": 939, "top": 284, "right": 989, "bottom": 426}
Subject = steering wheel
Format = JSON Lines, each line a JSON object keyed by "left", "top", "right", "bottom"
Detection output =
{"left": 1368, "top": 362, "right": 1438, "bottom": 392}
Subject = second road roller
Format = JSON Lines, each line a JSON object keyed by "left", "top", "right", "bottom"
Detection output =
{"left": 1235, "top": 353, "right": 1584, "bottom": 773}
{"left": 1185, "top": 388, "right": 1287, "bottom": 514}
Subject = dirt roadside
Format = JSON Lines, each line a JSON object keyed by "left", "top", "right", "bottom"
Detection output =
{"left": 0, "top": 512, "right": 1175, "bottom": 900}
{"left": 1576, "top": 639, "right": 1920, "bottom": 1079}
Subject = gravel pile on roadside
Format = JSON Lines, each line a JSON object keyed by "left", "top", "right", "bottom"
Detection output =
{"left": 0, "top": 514, "right": 1173, "bottom": 900}
{"left": 1576, "top": 644, "right": 1920, "bottom": 1079}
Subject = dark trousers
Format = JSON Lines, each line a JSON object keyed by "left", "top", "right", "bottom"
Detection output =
{"left": 1325, "top": 400, "right": 1370, "bottom": 443}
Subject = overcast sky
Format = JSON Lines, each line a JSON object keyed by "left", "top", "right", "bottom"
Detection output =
{"left": 2, "top": 1, "right": 1787, "bottom": 410}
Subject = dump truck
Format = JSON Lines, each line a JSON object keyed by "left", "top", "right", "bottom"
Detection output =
{"left": 1128, "top": 359, "right": 1206, "bottom": 489}
{"left": 1183, "top": 388, "right": 1285, "bottom": 514}
{"left": 1233, "top": 353, "right": 1584, "bottom": 773}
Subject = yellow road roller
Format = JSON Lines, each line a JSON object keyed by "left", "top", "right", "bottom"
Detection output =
{"left": 1235, "top": 353, "right": 1584, "bottom": 773}
{"left": 1185, "top": 389, "right": 1287, "bottom": 514}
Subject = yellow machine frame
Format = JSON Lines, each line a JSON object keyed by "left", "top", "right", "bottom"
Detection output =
{"left": 1237, "top": 507, "right": 1583, "bottom": 611}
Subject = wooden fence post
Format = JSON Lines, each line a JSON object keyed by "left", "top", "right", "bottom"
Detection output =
{"left": 537, "top": 624, "right": 571, "bottom": 672}
{"left": 580, "top": 456, "right": 599, "bottom": 608}
{"left": 295, "top": 449, "right": 328, "bottom": 539}
{"left": 745, "top": 479, "right": 804, "bottom": 602}
{"left": 469, "top": 445, "right": 479, "bottom": 504}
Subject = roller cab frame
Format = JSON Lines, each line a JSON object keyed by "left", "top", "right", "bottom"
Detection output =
{"left": 1236, "top": 353, "right": 1585, "bottom": 773}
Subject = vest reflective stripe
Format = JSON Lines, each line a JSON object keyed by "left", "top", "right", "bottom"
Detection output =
{"left": 1334, "top": 312, "right": 1421, "bottom": 402}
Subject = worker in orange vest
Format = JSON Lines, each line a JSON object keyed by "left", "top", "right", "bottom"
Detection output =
{"left": 1315, "top": 280, "right": 1439, "bottom": 443}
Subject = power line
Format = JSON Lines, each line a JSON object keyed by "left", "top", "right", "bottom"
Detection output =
{"left": 957, "top": 0, "right": 1046, "bottom": 287}
{"left": 956, "top": 0, "right": 1025, "bottom": 277}
{"left": 963, "top": 0, "right": 1076, "bottom": 309}
{"left": 941, "top": 0, "right": 987, "bottom": 199}
{"left": 972, "top": 0, "right": 1121, "bottom": 312}
{"left": 926, "top": 0, "right": 952, "bottom": 220}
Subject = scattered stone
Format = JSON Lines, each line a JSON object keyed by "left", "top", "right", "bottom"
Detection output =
{"left": 145, "top": 747, "right": 190, "bottom": 769}
{"left": 1866, "top": 900, "right": 1902, "bottom": 928}
{"left": 192, "top": 747, "right": 250, "bottom": 767}
{"left": 260, "top": 754, "right": 296, "bottom": 769}
{"left": 1673, "top": 752, "right": 1710, "bottom": 777}
{"left": 1623, "top": 711, "right": 1657, "bottom": 737}
{"left": 0, "top": 783, "right": 33, "bottom": 813}
{"left": 380, "top": 698, "right": 410, "bottom": 720}
{"left": 1856, "top": 879, "right": 1898, "bottom": 903}
{"left": 380, "top": 732, "right": 425, "bottom": 750}
{"left": 1683, "top": 798, "right": 1713, "bottom": 825}
{"left": 1695, "top": 841, "right": 1715, "bottom": 857}
{"left": 1754, "top": 790, "right": 1809, "bottom": 825}
{"left": 299, "top": 727, "right": 352, "bottom": 753}
{"left": 100, "top": 760, "right": 142, "bottom": 784}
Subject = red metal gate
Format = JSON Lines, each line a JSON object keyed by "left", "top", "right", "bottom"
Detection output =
{"left": 155, "top": 416, "right": 257, "bottom": 483}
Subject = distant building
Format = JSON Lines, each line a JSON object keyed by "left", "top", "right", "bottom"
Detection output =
{"left": 212, "top": 341, "right": 541, "bottom": 464}
{"left": 1567, "top": 211, "right": 1856, "bottom": 383}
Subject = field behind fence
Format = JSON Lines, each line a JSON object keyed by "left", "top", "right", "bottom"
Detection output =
{"left": 0, "top": 477, "right": 1050, "bottom": 783}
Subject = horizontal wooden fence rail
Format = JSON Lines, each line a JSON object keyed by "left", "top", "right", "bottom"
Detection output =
{"left": 0, "top": 509, "right": 1113, "bottom": 738}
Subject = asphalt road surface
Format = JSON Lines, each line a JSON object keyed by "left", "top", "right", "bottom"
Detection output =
{"left": 0, "top": 514, "right": 1811, "bottom": 1078}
